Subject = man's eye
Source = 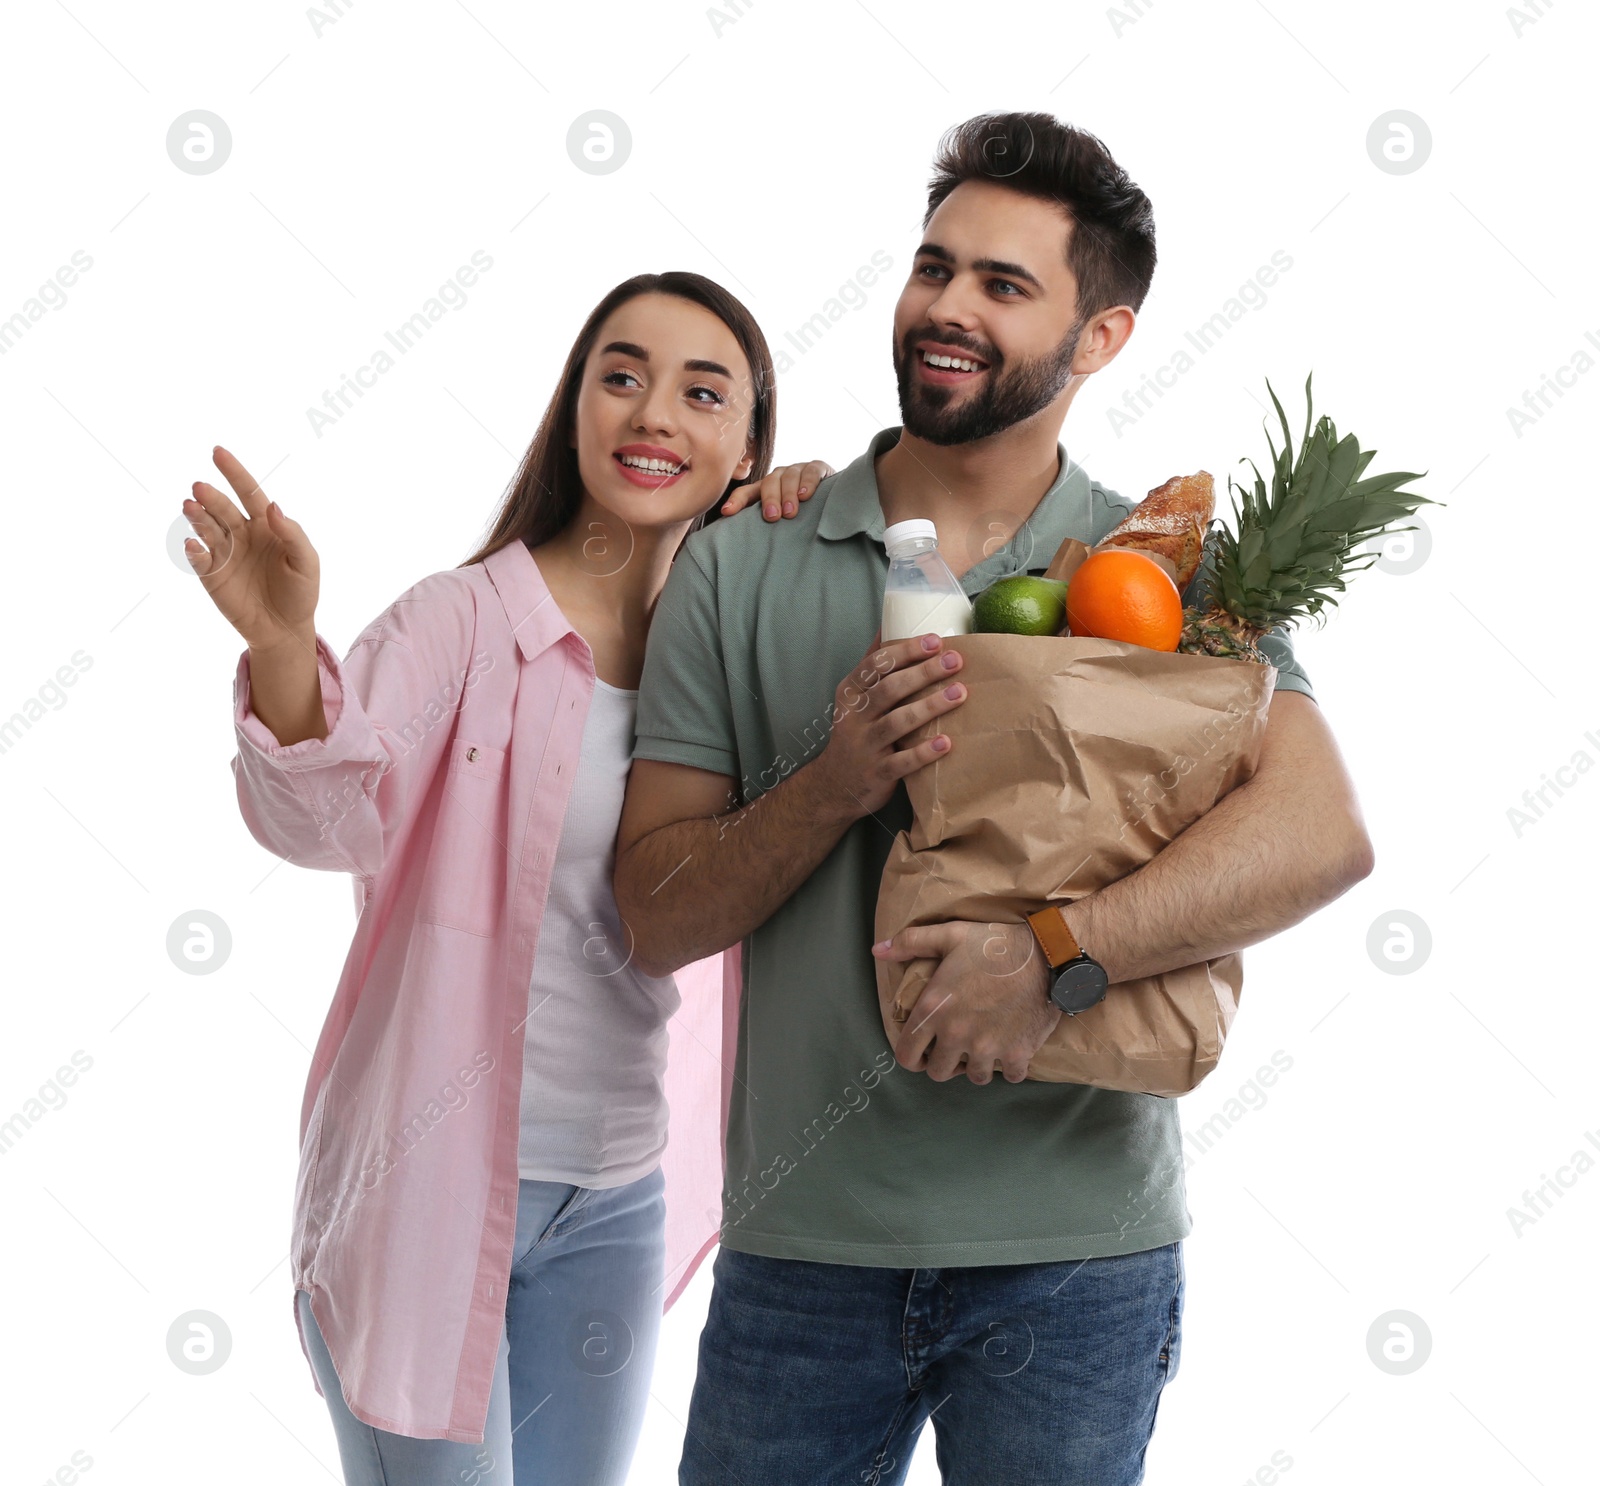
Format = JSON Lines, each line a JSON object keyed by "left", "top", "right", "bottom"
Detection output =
{"left": 991, "top": 281, "right": 1023, "bottom": 296}
{"left": 917, "top": 263, "right": 948, "bottom": 279}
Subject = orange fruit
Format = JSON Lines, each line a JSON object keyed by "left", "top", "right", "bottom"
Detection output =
{"left": 1065, "top": 549, "right": 1183, "bottom": 651}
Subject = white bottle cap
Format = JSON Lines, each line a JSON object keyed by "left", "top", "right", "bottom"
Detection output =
{"left": 883, "top": 518, "right": 938, "bottom": 549}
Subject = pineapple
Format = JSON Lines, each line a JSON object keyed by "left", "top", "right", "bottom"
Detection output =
{"left": 1179, "top": 374, "right": 1434, "bottom": 662}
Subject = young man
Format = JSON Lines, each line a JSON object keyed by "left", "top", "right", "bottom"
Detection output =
{"left": 615, "top": 112, "right": 1373, "bottom": 1484}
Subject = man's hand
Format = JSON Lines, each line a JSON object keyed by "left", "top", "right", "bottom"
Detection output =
{"left": 614, "top": 632, "right": 969, "bottom": 977}
{"left": 808, "top": 631, "right": 968, "bottom": 820}
{"left": 872, "top": 921, "right": 1060, "bottom": 1085}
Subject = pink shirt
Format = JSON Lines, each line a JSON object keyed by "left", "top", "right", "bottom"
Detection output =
{"left": 230, "top": 536, "right": 741, "bottom": 1443}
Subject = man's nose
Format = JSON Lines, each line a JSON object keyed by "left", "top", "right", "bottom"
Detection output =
{"left": 925, "top": 275, "right": 985, "bottom": 330}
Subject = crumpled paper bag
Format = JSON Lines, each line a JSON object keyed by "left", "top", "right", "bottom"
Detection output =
{"left": 873, "top": 624, "right": 1276, "bottom": 1097}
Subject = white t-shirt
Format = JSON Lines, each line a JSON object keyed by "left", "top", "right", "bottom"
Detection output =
{"left": 517, "top": 677, "right": 681, "bottom": 1187}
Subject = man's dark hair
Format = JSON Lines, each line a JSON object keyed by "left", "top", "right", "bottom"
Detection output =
{"left": 925, "top": 112, "right": 1157, "bottom": 319}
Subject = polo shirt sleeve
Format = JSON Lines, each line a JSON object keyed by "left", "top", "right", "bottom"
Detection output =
{"left": 1257, "top": 625, "right": 1314, "bottom": 700}
{"left": 633, "top": 544, "right": 742, "bottom": 782}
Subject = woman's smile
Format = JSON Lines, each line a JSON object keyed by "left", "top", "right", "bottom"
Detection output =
{"left": 613, "top": 442, "right": 691, "bottom": 488}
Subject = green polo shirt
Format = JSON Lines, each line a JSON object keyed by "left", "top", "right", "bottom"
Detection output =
{"left": 633, "top": 426, "right": 1313, "bottom": 1266}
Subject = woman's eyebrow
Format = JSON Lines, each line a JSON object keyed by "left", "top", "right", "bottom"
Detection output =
{"left": 599, "top": 341, "right": 732, "bottom": 378}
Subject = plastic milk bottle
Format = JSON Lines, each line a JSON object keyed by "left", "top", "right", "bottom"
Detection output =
{"left": 880, "top": 519, "right": 974, "bottom": 641}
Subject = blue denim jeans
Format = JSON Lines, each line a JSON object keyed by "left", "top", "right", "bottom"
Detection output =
{"left": 297, "top": 1163, "right": 666, "bottom": 1486}
{"left": 679, "top": 1239, "right": 1184, "bottom": 1485}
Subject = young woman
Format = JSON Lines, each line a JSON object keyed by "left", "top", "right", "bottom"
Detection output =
{"left": 183, "top": 272, "right": 831, "bottom": 1486}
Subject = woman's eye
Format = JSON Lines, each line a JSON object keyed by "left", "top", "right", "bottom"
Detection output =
{"left": 688, "top": 386, "right": 727, "bottom": 406}
{"left": 601, "top": 369, "right": 640, "bottom": 388}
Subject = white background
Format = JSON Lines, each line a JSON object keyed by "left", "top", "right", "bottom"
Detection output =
{"left": 2, "top": 1, "right": 1594, "bottom": 1483}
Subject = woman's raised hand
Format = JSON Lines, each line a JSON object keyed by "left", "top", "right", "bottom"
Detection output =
{"left": 183, "top": 447, "right": 320, "bottom": 650}
{"left": 721, "top": 459, "right": 835, "bottom": 521}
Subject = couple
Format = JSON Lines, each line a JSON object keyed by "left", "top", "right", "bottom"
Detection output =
{"left": 188, "top": 111, "right": 1371, "bottom": 1486}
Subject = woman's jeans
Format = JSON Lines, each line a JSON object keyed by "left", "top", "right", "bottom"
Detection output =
{"left": 297, "top": 1163, "right": 666, "bottom": 1486}
{"left": 679, "top": 1239, "right": 1184, "bottom": 1486}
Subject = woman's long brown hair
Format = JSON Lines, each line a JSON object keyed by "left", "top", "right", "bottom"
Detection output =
{"left": 459, "top": 272, "right": 776, "bottom": 570}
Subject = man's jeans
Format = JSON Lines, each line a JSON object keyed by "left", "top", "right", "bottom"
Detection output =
{"left": 679, "top": 1240, "right": 1184, "bottom": 1485}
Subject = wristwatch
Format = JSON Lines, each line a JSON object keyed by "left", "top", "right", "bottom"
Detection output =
{"left": 1026, "top": 905, "right": 1109, "bottom": 1016}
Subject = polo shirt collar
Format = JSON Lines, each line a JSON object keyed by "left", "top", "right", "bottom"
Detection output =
{"left": 817, "top": 428, "right": 900, "bottom": 543}
{"left": 817, "top": 425, "right": 1101, "bottom": 576}
{"left": 482, "top": 537, "right": 575, "bottom": 664}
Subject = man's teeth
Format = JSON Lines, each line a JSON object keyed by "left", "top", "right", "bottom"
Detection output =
{"left": 922, "top": 350, "right": 984, "bottom": 372}
{"left": 619, "top": 454, "right": 685, "bottom": 473}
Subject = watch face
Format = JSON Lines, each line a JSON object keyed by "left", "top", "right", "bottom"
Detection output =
{"left": 1051, "top": 957, "right": 1109, "bottom": 1015}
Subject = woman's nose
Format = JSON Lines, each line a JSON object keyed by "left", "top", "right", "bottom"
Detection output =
{"left": 634, "top": 391, "right": 678, "bottom": 437}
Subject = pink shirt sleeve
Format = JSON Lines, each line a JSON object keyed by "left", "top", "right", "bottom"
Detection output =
{"left": 230, "top": 577, "right": 475, "bottom": 881}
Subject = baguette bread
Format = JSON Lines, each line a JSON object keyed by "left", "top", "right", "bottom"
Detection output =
{"left": 1096, "top": 471, "right": 1215, "bottom": 592}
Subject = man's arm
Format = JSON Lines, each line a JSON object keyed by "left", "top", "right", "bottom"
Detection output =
{"left": 617, "top": 622, "right": 973, "bottom": 979}
{"left": 614, "top": 760, "right": 858, "bottom": 979}
{"left": 1059, "top": 691, "right": 1374, "bottom": 984}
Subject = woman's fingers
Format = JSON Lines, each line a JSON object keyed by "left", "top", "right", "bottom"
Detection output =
{"left": 267, "top": 501, "right": 314, "bottom": 574}
{"left": 759, "top": 470, "right": 785, "bottom": 520}
{"left": 213, "top": 445, "right": 269, "bottom": 520}
{"left": 734, "top": 468, "right": 785, "bottom": 521}
{"left": 181, "top": 531, "right": 214, "bottom": 576}
{"left": 719, "top": 460, "right": 837, "bottom": 521}
{"left": 183, "top": 446, "right": 320, "bottom": 649}
{"left": 183, "top": 490, "right": 226, "bottom": 540}
{"left": 776, "top": 460, "right": 833, "bottom": 517}
{"left": 181, "top": 493, "right": 233, "bottom": 573}
{"left": 778, "top": 465, "right": 805, "bottom": 510}
{"left": 189, "top": 478, "right": 247, "bottom": 539}
{"left": 719, "top": 476, "right": 761, "bottom": 517}
{"left": 184, "top": 453, "right": 307, "bottom": 585}
{"left": 183, "top": 484, "right": 248, "bottom": 584}
{"left": 794, "top": 460, "right": 833, "bottom": 503}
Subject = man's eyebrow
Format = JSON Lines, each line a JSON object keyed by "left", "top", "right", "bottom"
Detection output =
{"left": 599, "top": 341, "right": 733, "bottom": 377}
{"left": 914, "top": 241, "right": 1045, "bottom": 292}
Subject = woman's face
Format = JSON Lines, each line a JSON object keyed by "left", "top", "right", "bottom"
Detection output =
{"left": 571, "top": 293, "right": 757, "bottom": 531}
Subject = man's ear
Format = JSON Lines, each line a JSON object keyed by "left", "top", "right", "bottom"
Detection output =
{"left": 1073, "top": 306, "right": 1137, "bottom": 375}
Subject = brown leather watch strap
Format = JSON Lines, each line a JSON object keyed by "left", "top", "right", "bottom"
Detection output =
{"left": 1026, "top": 905, "right": 1082, "bottom": 969}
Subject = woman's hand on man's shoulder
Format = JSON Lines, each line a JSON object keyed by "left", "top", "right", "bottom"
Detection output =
{"left": 719, "top": 460, "right": 834, "bottom": 522}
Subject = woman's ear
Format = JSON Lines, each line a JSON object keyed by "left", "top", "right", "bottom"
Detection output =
{"left": 732, "top": 445, "right": 754, "bottom": 482}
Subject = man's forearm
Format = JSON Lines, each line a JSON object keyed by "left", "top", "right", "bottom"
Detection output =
{"left": 1061, "top": 694, "right": 1375, "bottom": 984}
{"left": 617, "top": 764, "right": 859, "bottom": 977}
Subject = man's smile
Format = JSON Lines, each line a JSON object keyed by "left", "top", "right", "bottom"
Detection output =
{"left": 914, "top": 338, "right": 992, "bottom": 387}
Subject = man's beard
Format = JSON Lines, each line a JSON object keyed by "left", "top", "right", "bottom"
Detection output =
{"left": 894, "top": 320, "right": 1084, "bottom": 446}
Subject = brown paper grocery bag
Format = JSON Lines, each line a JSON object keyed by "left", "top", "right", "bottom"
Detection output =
{"left": 874, "top": 634, "right": 1276, "bottom": 1097}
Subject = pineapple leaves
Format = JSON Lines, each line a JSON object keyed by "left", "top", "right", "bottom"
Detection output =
{"left": 1208, "top": 374, "right": 1439, "bottom": 638}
